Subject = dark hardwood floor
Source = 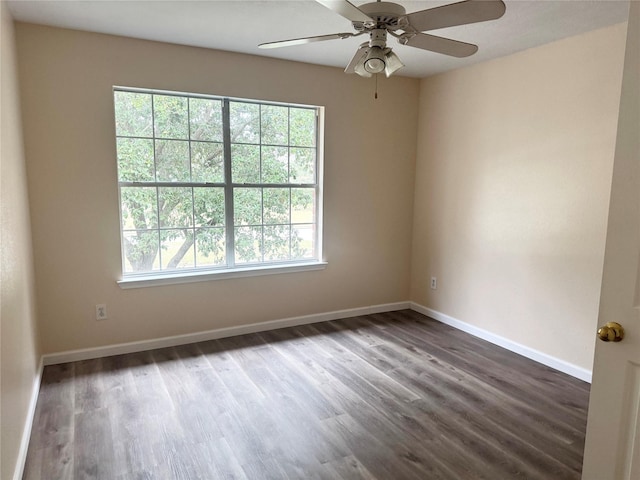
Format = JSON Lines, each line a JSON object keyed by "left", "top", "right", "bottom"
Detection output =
{"left": 23, "top": 310, "right": 590, "bottom": 479}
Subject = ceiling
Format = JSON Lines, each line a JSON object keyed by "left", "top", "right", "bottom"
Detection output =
{"left": 6, "top": 0, "right": 630, "bottom": 78}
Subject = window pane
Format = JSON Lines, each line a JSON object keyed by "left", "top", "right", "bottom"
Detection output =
{"left": 230, "top": 102, "right": 259, "bottom": 144}
{"left": 290, "top": 108, "right": 316, "bottom": 147}
{"left": 121, "top": 187, "right": 158, "bottom": 229}
{"left": 154, "top": 95, "right": 188, "bottom": 139}
{"left": 261, "top": 146, "right": 288, "bottom": 184}
{"left": 114, "top": 91, "right": 152, "bottom": 137}
{"left": 116, "top": 89, "right": 321, "bottom": 276}
{"left": 196, "top": 227, "right": 226, "bottom": 267}
{"left": 234, "top": 188, "right": 262, "bottom": 226}
{"left": 292, "top": 225, "right": 315, "bottom": 259}
{"left": 160, "top": 229, "right": 195, "bottom": 269}
{"left": 159, "top": 187, "right": 193, "bottom": 228}
{"left": 231, "top": 144, "right": 260, "bottom": 184}
{"left": 155, "top": 140, "right": 190, "bottom": 182}
{"left": 235, "top": 226, "right": 262, "bottom": 264}
{"left": 291, "top": 188, "right": 315, "bottom": 224}
{"left": 123, "top": 230, "right": 159, "bottom": 273}
{"left": 117, "top": 138, "right": 154, "bottom": 182}
{"left": 264, "top": 225, "right": 290, "bottom": 261}
{"left": 193, "top": 187, "right": 224, "bottom": 227}
{"left": 191, "top": 141, "right": 224, "bottom": 183}
{"left": 261, "top": 105, "right": 288, "bottom": 146}
{"left": 263, "top": 188, "right": 290, "bottom": 225}
{"left": 189, "top": 98, "right": 223, "bottom": 142}
{"left": 290, "top": 147, "right": 315, "bottom": 184}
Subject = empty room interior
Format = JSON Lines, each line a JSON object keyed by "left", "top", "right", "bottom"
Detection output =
{"left": 2, "top": 0, "right": 639, "bottom": 479}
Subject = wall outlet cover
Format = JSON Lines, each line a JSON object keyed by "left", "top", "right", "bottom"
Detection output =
{"left": 96, "top": 304, "right": 108, "bottom": 320}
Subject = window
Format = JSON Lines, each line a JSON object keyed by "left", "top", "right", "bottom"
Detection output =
{"left": 114, "top": 87, "right": 322, "bottom": 281}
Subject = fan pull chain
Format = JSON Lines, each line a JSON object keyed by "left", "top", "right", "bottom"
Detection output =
{"left": 375, "top": 74, "right": 378, "bottom": 99}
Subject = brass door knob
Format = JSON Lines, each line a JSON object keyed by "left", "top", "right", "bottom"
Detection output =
{"left": 597, "top": 322, "right": 625, "bottom": 342}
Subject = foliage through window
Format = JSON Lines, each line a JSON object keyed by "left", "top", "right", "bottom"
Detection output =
{"left": 114, "top": 88, "right": 321, "bottom": 276}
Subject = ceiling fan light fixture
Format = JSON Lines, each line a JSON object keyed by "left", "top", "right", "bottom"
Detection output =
{"left": 354, "top": 46, "right": 404, "bottom": 78}
{"left": 354, "top": 60, "right": 373, "bottom": 78}
{"left": 384, "top": 50, "right": 404, "bottom": 77}
{"left": 363, "top": 46, "right": 386, "bottom": 74}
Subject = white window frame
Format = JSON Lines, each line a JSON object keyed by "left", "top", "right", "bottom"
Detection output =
{"left": 113, "top": 87, "right": 325, "bottom": 288}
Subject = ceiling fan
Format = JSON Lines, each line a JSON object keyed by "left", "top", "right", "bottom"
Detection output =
{"left": 259, "top": 0, "right": 506, "bottom": 78}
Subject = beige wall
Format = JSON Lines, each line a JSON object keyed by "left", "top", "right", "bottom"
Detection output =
{"left": 11, "top": 16, "right": 627, "bottom": 369}
{"left": 0, "top": 4, "right": 41, "bottom": 480}
{"left": 15, "top": 23, "right": 419, "bottom": 354}
{"left": 411, "top": 23, "right": 627, "bottom": 371}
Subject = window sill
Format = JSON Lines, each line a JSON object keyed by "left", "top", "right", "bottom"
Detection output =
{"left": 117, "top": 261, "right": 328, "bottom": 289}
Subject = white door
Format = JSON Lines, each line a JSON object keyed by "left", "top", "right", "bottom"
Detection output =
{"left": 582, "top": 2, "right": 640, "bottom": 479}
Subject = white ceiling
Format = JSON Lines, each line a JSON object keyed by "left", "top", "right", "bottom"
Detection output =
{"left": 6, "top": 0, "right": 630, "bottom": 78}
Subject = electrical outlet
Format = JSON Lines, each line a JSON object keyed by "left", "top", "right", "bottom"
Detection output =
{"left": 96, "top": 304, "right": 108, "bottom": 320}
{"left": 430, "top": 277, "right": 437, "bottom": 290}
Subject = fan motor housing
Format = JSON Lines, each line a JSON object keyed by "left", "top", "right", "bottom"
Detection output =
{"left": 354, "top": 1, "right": 407, "bottom": 30}
{"left": 369, "top": 28, "right": 387, "bottom": 48}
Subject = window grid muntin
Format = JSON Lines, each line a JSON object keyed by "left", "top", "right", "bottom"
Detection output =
{"left": 222, "top": 99, "right": 235, "bottom": 267}
{"left": 150, "top": 95, "right": 163, "bottom": 270}
{"left": 115, "top": 88, "right": 319, "bottom": 276}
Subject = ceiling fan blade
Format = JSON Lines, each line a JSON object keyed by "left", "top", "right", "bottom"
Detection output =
{"left": 259, "top": 32, "right": 355, "bottom": 49}
{"left": 315, "top": 0, "right": 373, "bottom": 23}
{"left": 401, "top": 33, "right": 478, "bottom": 58}
{"left": 344, "top": 44, "right": 369, "bottom": 74}
{"left": 406, "top": 0, "right": 506, "bottom": 32}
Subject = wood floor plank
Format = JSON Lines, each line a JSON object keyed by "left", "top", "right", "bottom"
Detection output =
{"left": 245, "top": 349, "right": 351, "bottom": 466}
{"left": 23, "top": 363, "right": 75, "bottom": 480}
{"left": 23, "top": 310, "right": 590, "bottom": 479}
{"left": 367, "top": 314, "right": 588, "bottom": 435}
{"left": 325, "top": 455, "right": 377, "bottom": 480}
{"left": 73, "top": 407, "right": 116, "bottom": 479}
{"left": 361, "top": 318, "right": 586, "bottom": 477}
{"left": 263, "top": 330, "right": 487, "bottom": 479}
{"left": 362, "top": 329, "right": 586, "bottom": 471}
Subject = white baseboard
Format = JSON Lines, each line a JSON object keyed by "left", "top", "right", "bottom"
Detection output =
{"left": 410, "top": 302, "right": 592, "bottom": 383}
{"left": 42, "top": 301, "right": 411, "bottom": 365}
{"left": 13, "top": 357, "right": 43, "bottom": 480}
{"left": 41, "top": 300, "right": 591, "bottom": 383}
